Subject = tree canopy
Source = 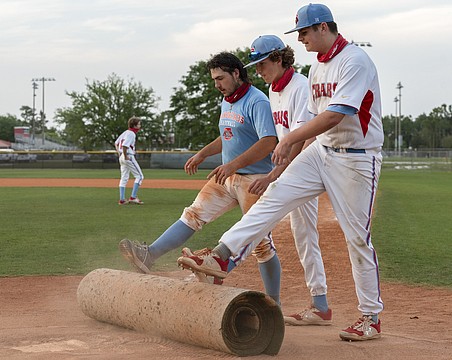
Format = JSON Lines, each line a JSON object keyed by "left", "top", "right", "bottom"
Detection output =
{"left": 2, "top": 48, "right": 451, "bottom": 151}
{"left": 54, "top": 74, "right": 160, "bottom": 150}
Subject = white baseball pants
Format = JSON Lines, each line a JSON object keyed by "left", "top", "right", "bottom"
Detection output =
{"left": 119, "top": 154, "right": 144, "bottom": 187}
{"left": 219, "top": 140, "right": 384, "bottom": 314}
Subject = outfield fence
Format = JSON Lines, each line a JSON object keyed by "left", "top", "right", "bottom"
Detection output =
{"left": 0, "top": 150, "right": 222, "bottom": 170}
{"left": 0, "top": 149, "right": 450, "bottom": 171}
{"left": 382, "top": 149, "right": 452, "bottom": 171}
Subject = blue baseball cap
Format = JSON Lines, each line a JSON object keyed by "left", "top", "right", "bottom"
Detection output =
{"left": 244, "top": 35, "right": 286, "bottom": 68}
{"left": 285, "top": 3, "right": 334, "bottom": 34}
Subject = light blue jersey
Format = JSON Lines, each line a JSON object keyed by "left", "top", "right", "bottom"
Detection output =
{"left": 219, "top": 86, "right": 276, "bottom": 174}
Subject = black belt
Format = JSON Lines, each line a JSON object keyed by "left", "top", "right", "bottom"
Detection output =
{"left": 323, "top": 145, "right": 366, "bottom": 154}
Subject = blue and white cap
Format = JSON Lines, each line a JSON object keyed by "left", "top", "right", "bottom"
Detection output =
{"left": 285, "top": 3, "right": 334, "bottom": 34}
{"left": 244, "top": 35, "right": 286, "bottom": 68}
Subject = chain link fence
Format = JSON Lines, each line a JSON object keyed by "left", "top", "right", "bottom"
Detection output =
{"left": 1, "top": 149, "right": 450, "bottom": 171}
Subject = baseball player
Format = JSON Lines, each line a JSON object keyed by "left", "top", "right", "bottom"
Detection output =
{"left": 178, "top": 3, "right": 384, "bottom": 341}
{"left": 119, "top": 52, "right": 283, "bottom": 304}
{"left": 241, "top": 34, "right": 331, "bottom": 325}
{"left": 114, "top": 116, "right": 144, "bottom": 205}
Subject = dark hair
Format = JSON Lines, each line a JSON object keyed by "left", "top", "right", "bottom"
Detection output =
{"left": 267, "top": 45, "right": 296, "bottom": 69}
{"left": 128, "top": 116, "right": 141, "bottom": 128}
{"left": 206, "top": 52, "right": 250, "bottom": 83}
{"left": 312, "top": 21, "right": 338, "bottom": 34}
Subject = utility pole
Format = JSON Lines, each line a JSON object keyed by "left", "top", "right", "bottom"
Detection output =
{"left": 32, "top": 77, "right": 56, "bottom": 146}
{"left": 31, "top": 81, "right": 39, "bottom": 146}
{"left": 394, "top": 97, "right": 399, "bottom": 152}
{"left": 396, "top": 82, "right": 403, "bottom": 155}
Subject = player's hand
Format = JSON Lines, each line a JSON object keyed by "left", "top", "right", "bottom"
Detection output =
{"left": 272, "top": 138, "right": 292, "bottom": 166}
{"left": 184, "top": 153, "right": 204, "bottom": 175}
{"left": 207, "top": 164, "right": 234, "bottom": 185}
{"left": 248, "top": 177, "right": 271, "bottom": 196}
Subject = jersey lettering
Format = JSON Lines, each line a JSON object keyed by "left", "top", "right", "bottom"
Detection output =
{"left": 312, "top": 82, "right": 337, "bottom": 101}
{"left": 273, "top": 111, "right": 289, "bottom": 129}
{"left": 220, "top": 111, "right": 245, "bottom": 124}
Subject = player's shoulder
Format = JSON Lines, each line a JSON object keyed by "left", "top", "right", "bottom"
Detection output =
{"left": 246, "top": 86, "right": 271, "bottom": 105}
{"left": 290, "top": 72, "right": 309, "bottom": 86}
{"left": 248, "top": 85, "right": 268, "bottom": 98}
{"left": 341, "top": 43, "right": 372, "bottom": 62}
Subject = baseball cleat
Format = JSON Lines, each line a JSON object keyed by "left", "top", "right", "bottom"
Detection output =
{"left": 339, "top": 316, "right": 381, "bottom": 341}
{"left": 128, "top": 197, "right": 144, "bottom": 205}
{"left": 177, "top": 251, "right": 228, "bottom": 279}
{"left": 180, "top": 247, "right": 223, "bottom": 285}
{"left": 284, "top": 306, "right": 332, "bottom": 326}
{"left": 119, "top": 239, "right": 154, "bottom": 274}
{"left": 118, "top": 199, "right": 129, "bottom": 205}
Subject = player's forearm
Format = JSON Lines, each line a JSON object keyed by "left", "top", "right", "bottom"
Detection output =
{"left": 197, "top": 137, "right": 222, "bottom": 159}
{"left": 228, "top": 136, "right": 277, "bottom": 171}
{"left": 265, "top": 139, "right": 304, "bottom": 181}
{"left": 286, "top": 111, "right": 344, "bottom": 147}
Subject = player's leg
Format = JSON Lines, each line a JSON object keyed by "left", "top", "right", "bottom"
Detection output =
{"left": 128, "top": 156, "right": 144, "bottom": 204}
{"left": 284, "top": 199, "right": 332, "bottom": 325}
{"left": 118, "top": 159, "right": 130, "bottom": 204}
{"left": 221, "top": 145, "right": 324, "bottom": 256}
{"left": 178, "top": 144, "right": 325, "bottom": 280}
{"left": 235, "top": 174, "right": 282, "bottom": 305}
{"left": 120, "top": 177, "right": 238, "bottom": 273}
{"left": 322, "top": 149, "right": 383, "bottom": 339}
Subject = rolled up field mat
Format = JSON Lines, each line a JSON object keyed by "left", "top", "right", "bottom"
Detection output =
{"left": 77, "top": 268, "right": 284, "bottom": 356}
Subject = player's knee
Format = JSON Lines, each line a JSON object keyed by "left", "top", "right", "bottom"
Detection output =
{"left": 181, "top": 209, "right": 206, "bottom": 231}
{"left": 252, "top": 242, "right": 276, "bottom": 263}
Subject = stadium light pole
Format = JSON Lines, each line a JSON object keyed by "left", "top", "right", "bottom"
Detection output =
{"left": 396, "top": 81, "right": 403, "bottom": 155}
{"left": 394, "top": 97, "right": 399, "bottom": 152}
{"left": 32, "top": 77, "right": 56, "bottom": 146}
{"left": 31, "top": 81, "right": 39, "bottom": 146}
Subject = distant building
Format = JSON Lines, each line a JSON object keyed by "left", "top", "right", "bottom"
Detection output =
{"left": 0, "top": 139, "right": 12, "bottom": 149}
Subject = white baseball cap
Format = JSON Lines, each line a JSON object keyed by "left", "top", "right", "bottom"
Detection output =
{"left": 244, "top": 35, "right": 286, "bottom": 68}
{"left": 285, "top": 3, "right": 334, "bottom": 34}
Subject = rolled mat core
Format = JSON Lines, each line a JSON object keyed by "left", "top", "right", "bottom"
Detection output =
{"left": 77, "top": 268, "right": 284, "bottom": 356}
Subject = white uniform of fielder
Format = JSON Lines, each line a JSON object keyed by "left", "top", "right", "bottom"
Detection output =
{"left": 115, "top": 128, "right": 144, "bottom": 191}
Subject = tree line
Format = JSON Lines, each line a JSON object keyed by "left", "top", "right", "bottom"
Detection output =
{"left": 1, "top": 48, "right": 451, "bottom": 151}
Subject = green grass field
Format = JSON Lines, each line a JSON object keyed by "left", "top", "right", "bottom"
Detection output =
{"left": 372, "top": 170, "right": 452, "bottom": 287}
{"left": 0, "top": 168, "right": 450, "bottom": 288}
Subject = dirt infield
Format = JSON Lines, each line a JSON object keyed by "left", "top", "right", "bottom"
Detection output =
{"left": 0, "top": 178, "right": 451, "bottom": 359}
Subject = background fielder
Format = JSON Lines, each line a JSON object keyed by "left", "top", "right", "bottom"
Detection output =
{"left": 114, "top": 116, "right": 144, "bottom": 205}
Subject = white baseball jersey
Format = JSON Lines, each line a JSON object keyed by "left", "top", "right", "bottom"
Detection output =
{"left": 309, "top": 44, "right": 383, "bottom": 150}
{"left": 115, "top": 129, "right": 137, "bottom": 156}
{"left": 269, "top": 72, "right": 314, "bottom": 137}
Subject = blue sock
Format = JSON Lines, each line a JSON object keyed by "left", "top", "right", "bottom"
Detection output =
{"left": 371, "top": 314, "right": 378, "bottom": 323}
{"left": 148, "top": 220, "right": 195, "bottom": 260}
{"left": 227, "top": 260, "right": 236, "bottom": 273}
{"left": 312, "top": 294, "right": 329, "bottom": 313}
{"left": 258, "top": 254, "right": 281, "bottom": 305}
{"left": 119, "top": 187, "right": 126, "bottom": 200}
{"left": 131, "top": 183, "right": 140, "bottom": 198}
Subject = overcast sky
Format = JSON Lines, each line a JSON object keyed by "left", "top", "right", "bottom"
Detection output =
{"left": 1, "top": 0, "right": 451, "bottom": 128}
